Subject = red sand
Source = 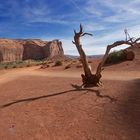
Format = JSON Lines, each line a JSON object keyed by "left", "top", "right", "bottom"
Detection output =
{"left": 0, "top": 66, "right": 140, "bottom": 140}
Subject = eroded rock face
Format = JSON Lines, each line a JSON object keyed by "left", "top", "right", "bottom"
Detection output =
{"left": 43, "top": 40, "right": 63, "bottom": 58}
{"left": 123, "top": 50, "right": 135, "bottom": 60}
{"left": 0, "top": 39, "right": 64, "bottom": 62}
{"left": 0, "top": 39, "right": 24, "bottom": 62}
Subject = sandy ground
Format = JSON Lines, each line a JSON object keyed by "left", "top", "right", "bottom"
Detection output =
{"left": 0, "top": 66, "right": 140, "bottom": 140}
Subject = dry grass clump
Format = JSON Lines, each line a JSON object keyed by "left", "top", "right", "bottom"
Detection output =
{"left": 0, "top": 60, "right": 44, "bottom": 70}
{"left": 76, "top": 64, "right": 83, "bottom": 68}
{"left": 64, "top": 64, "right": 71, "bottom": 69}
{"left": 54, "top": 60, "right": 63, "bottom": 66}
{"left": 105, "top": 50, "right": 126, "bottom": 64}
{"left": 40, "top": 64, "right": 50, "bottom": 69}
{"left": 47, "top": 61, "right": 53, "bottom": 64}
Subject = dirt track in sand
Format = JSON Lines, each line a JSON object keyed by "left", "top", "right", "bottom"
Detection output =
{"left": 0, "top": 66, "right": 140, "bottom": 140}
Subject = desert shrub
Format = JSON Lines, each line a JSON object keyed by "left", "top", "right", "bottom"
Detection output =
{"left": 72, "top": 60, "right": 77, "bottom": 63}
{"left": 35, "top": 63, "right": 41, "bottom": 66}
{"left": 4, "top": 65, "right": 8, "bottom": 69}
{"left": 46, "top": 64, "right": 50, "bottom": 68}
{"left": 105, "top": 50, "right": 126, "bottom": 64}
{"left": 19, "top": 65, "right": 23, "bottom": 68}
{"left": 76, "top": 64, "right": 82, "bottom": 68}
{"left": 26, "top": 64, "right": 31, "bottom": 67}
{"left": 65, "top": 64, "right": 71, "bottom": 69}
{"left": 41, "top": 64, "right": 50, "bottom": 69}
{"left": 54, "top": 60, "right": 63, "bottom": 66}
{"left": 16, "top": 60, "right": 23, "bottom": 64}
{"left": 0, "top": 59, "right": 44, "bottom": 69}
{"left": 13, "top": 65, "right": 17, "bottom": 68}
{"left": 48, "top": 61, "right": 53, "bottom": 64}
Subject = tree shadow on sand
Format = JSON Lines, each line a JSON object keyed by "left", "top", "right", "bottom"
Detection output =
{"left": 1, "top": 84, "right": 116, "bottom": 108}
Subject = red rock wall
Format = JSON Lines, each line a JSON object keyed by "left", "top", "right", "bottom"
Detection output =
{"left": 0, "top": 39, "right": 64, "bottom": 62}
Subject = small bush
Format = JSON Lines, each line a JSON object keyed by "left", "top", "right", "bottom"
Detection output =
{"left": 105, "top": 50, "right": 126, "bottom": 64}
{"left": 26, "top": 64, "right": 31, "bottom": 67}
{"left": 76, "top": 64, "right": 82, "bottom": 68}
{"left": 65, "top": 64, "right": 71, "bottom": 69}
{"left": 13, "top": 65, "right": 17, "bottom": 68}
{"left": 40, "top": 64, "right": 50, "bottom": 69}
{"left": 54, "top": 60, "right": 63, "bottom": 66}
{"left": 19, "top": 66, "right": 23, "bottom": 68}
{"left": 48, "top": 61, "right": 53, "bottom": 64}
{"left": 35, "top": 63, "right": 41, "bottom": 66}
{"left": 16, "top": 61, "right": 23, "bottom": 64}
{"left": 0, "top": 60, "right": 45, "bottom": 69}
{"left": 4, "top": 65, "right": 8, "bottom": 69}
{"left": 72, "top": 60, "right": 77, "bottom": 63}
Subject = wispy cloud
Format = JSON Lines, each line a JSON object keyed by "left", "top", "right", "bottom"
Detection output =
{"left": 84, "top": 23, "right": 106, "bottom": 32}
{"left": 102, "top": 0, "right": 140, "bottom": 23}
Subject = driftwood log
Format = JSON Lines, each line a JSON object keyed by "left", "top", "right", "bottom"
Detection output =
{"left": 72, "top": 24, "right": 140, "bottom": 87}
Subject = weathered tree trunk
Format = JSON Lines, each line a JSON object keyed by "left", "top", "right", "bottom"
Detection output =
{"left": 73, "top": 27, "right": 92, "bottom": 77}
{"left": 73, "top": 25, "right": 140, "bottom": 88}
{"left": 73, "top": 24, "right": 100, "bottom": 87}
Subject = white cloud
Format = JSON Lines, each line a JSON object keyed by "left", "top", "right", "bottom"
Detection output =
{"left": 102, "top": 0, "right": 140, "bottom": 23}
{"left": 83, "top": 0, "right": 104, "bottom": 17}
{"left": 84, "top": 23, "right": 106, "bottom": 32}
{"left": 79, "top": 0, "right": 140, "bottom": 24}
{"left": 22, "top": 1, "right": 50, "bottom": 22}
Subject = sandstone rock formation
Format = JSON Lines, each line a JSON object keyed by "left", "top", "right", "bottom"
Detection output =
{"left": 123, "top": 50, "right": 135, "bottom": 60}
{"left": 125, "top": 43, "right": 140, "bottom": 60}
{"left": 0, "top": 39, "right": 64, "bottom": 62}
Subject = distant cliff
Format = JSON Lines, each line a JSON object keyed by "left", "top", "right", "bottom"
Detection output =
{"left": 0, "top": 39, "right": 64, "bottom": 62}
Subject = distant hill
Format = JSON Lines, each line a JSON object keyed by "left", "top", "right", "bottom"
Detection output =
{"left": 65, "top": 54, "right": 103, "bottom": 59}
{"left": 88, "top": 55, "right": 103, "bottom": 59}
{"left": 64, "top": 55, "right": 79, "bottom": 59}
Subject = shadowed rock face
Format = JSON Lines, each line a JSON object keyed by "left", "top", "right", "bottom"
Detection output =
{"left": 126, "top": 43, "right": 140, "bottom": 60}
{"left": 0, "top": 39, "right": 64, "bottom": 62}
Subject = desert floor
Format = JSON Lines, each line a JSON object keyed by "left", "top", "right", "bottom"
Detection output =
{"left": 0, "top": 66, "right": 140, "bottom": 140}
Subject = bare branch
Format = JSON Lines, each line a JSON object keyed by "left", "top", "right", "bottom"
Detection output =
{"left": 81, "top": 33, "right": 93, "bottom": 36}
{"left": 124, "top": 29, "right": 127, "bottom": 41}
{"left": 72, "top": 41, "right": 76, "bottom": 44}
{"left": 96, "top": 38, "right": 140, "bottom": 76}
{"left": 134, "top": 38, "right": 140, "bottom": 43}
{"left": 79, "top": 24, "right": 83, "bottom": 34}
{"left": 74, "top": 30, "right": 77, "bottom": 34}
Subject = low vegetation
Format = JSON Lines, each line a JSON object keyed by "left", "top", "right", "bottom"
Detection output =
{"left": 76, "top": 64, "right": 83, "bottom": 68}
{"left": 64, "top": 64, "right": 71, "bottom": 69}
{"left": 0, "top": 60, "right": 43, "bottom": 69}
{"left": 105, "top": 50, "right": 126, "bottom": 64}
{"left": 54, "top": 60, "right": 63, "bottom": 66}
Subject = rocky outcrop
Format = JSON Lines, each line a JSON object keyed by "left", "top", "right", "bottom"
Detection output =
{"left": 125, "top": 43, "right": 140, "bottom": 60}
{"left": 123, "top": 50, "right": 135, "bottom": 60}
{"left": 43, "top": 40, "right": 63, "bottom": 59}
{"left": 0, "top": 39, "right": 64, "bottom": 62}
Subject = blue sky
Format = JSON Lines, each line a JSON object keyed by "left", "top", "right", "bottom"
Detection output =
{"left": 0, "top": 0, "right": 140, "bottom": 55}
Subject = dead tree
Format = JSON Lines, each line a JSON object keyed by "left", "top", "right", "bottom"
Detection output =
{"left": 72, "top": 24, "right": 140, "bottom": 87}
